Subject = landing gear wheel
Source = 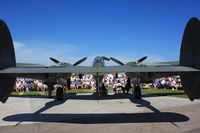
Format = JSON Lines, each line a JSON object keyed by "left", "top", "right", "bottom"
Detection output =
{"left": 56, "top": 87, "right": 64, "bottom": 100}
{"left": 134, "top": 86, "right": 141, "bottom": 100}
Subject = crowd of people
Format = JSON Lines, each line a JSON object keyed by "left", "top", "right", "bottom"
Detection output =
{"left": 154, "top": 76, "right": 182, "bottom": 90}
{"left": 70, "top": 75, "right": 95, "bottom": 90}
{"left": 14, "top": 75, "right": 182, "bottom": 93}
{"left": 14, "top": 78, "right": 48, "bottom": 92}
{"left": 141, "top": 76, "right": 182, "bottom": 90}
{"left": 70, "top": 74, "right": 129, "bottom": 95}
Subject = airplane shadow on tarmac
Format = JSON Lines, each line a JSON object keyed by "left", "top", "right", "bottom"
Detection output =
{"left": 3, "top": 93, "right": 189, "bottom": 124}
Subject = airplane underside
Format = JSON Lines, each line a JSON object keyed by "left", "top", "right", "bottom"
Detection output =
{"left": 0, "top": 17, "right": 200, "bottom": 103}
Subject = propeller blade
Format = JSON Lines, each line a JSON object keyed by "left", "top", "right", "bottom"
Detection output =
{"left": 73, "top": 57, "right": 87, "bottom": 66}
{"left": 50, "top": 57, "right": 60, "bottom": 64}
{"left": 110, "top": 57, "right": 124, "bottom": 65}
{"left": 102, "top": 56, "right": 110, "bottom": 61}
{"left": 137, "top": 56, "right": 147, "bottom": 63}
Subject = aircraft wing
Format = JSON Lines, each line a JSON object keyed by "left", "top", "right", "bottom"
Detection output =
{"left": 95, "top": 66, "right": 200, "bottom": 74}
{"left": 140, "top": 61, "right": 179, "bottom": 66}
{"left": 0, "top": 66, "right": 97, "bottom": 74}
{"left": 0, "top": 65, "right": 199, "bottom": 74}
{"left": 16, "top": 63, "right": 41, "bottom": 67}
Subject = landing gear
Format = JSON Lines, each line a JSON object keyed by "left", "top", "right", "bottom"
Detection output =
{"left": 46, "top": 82, "right": 54, "bottom": 98}
{"left": 95, "top": 75, "right": 102, "bottom": 97}
{"left": 133, "top": 85, "right": 141, "bottom": 100}
{"left": 123, "top": 78, "right": 131, "bottom": 94}
{"left": 56, "top": 87, "right": 64, "bottom": 100}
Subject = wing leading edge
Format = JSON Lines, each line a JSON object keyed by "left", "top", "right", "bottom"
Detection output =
{"left": 0, "top": 65, "right": 199, "bottom": 74}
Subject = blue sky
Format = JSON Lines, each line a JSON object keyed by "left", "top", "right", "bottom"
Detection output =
{"left": 0, "top": 0, "right": 200, "bottom": 65}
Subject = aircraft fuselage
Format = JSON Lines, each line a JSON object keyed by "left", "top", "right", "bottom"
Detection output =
{"left": 92, "top": 56, "right": 105, "bottom": 68}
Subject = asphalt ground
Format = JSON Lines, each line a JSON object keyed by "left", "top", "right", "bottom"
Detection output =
{"left": 0, "top": 93, "right": 200, "bottom": 133}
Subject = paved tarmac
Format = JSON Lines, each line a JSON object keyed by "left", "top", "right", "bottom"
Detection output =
{"left": 0, "top": 93, "right": 200, "bottom": 133}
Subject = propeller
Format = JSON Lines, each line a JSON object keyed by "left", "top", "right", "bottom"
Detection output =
{"left": 50, "top": 57, "right": 60, "bottom": 64}
{"left": 109, "top": 57, "right": 124, "bottom": 78}
{"left": 110, "top": 57, "right": 124, "bottom": 65}
{"left": 136, "top": 56, "right": 147, "bottom": 64}
{"left": 102, "top": 56, "right": 110, "bottom": 61}
{"left": 50, "top": 57, "right": 87, "bottom": 66}
{"left": 73, "top": 57, "right": 87, "bottom": 66}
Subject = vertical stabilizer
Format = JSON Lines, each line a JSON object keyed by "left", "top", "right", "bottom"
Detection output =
{"left": 0, "top": 20, "right": 16, "bottom": 103}
{"left": 180, "top": 17, "right": 200, "bottom": 101}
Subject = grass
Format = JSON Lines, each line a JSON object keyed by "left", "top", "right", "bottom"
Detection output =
{"left": 67, "top": 89, "right": 95, "bottom": 94}
{"left": 11, "top": 88, "right": 188, "bottom": 99}
{"left": 11, "top": 91, "right": 49, "bottom": 96}
{"left": 11, "top": 89, "right": 96, "bottom": 96}
{"left": 141, "top": 88, "right": 188, "bottom": 98}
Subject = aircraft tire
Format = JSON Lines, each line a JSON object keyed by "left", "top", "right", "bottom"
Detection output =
{"left": 56, "top": 87, "right": 64, "bottom": 100}
{"left": 134, "top": 86, "right": 141, "bottom": 100}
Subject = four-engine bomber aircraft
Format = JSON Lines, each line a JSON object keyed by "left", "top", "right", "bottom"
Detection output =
{"left": 0, "top": 17, "right": 200, "bottom": 103}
